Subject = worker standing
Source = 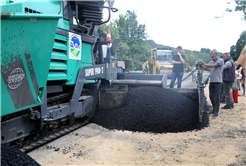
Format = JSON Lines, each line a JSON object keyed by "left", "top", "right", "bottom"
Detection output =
{"left": 221, "top": 53, "right": 235, "bottom": 109}
{"left": 232, "top": 70, "right": 242, "bottom": 103}
{"left": 170, "top": 46, "right": 186, "bottom": 88}
{"left": 199, "top": 49, "right": 224, "bottom": 115}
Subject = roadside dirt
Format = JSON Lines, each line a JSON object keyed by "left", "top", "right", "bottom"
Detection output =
{"left": 28, "top": 84, "right": 246, "bottom": 165}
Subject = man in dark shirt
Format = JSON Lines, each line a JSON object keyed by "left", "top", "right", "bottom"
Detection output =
{"left": 170, "top": 46, "right": 186, "bottom": 88}
{"left": 235, "top": 61, "right": 245, "bottom": 96}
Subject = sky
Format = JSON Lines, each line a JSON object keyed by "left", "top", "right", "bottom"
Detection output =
{"left": 103, "top": 0, "right": 246, "bottom": 53}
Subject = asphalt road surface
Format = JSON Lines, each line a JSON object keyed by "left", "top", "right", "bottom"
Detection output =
{"left": 166, "top": 72, "right": 210, "bottom": 88}
{"left": 130, "top": 70, "right": 210, "bottom": 88}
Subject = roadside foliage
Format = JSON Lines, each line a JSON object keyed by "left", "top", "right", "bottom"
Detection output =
{"left": 99, "top": 10, "right": 213, "bottom": 71}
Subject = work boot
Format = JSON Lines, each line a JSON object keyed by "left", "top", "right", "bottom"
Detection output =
{"left": 207, "top": 108, "right": 214, "bottom": 114}
{"left": 213, "top": 112, "right": 218, "bottom": 117}
{"left": 221, "top": 105, "right": 231, "bottom": 109}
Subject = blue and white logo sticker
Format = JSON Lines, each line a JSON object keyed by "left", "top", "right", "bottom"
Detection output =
{"left": 69, "top": 32, "right": 82, "bottom": 60}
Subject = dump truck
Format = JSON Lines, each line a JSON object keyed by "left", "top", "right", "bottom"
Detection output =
{"left": 1, "top": 0, "right": 206, "bottom": 152}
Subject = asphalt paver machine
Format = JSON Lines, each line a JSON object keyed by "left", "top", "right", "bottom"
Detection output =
{"left": 1, "top": 0, "right": 167, "bottom": 150}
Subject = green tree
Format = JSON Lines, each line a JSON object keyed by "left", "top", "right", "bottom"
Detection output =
{"left": 229, "top": 31, "right": 246, "bottom": 60}
{"left": 115, "top": 10, "right": 150, "bottom": 70}
{"left": 147, "top": 40, "right": 174, "bottom": 50}
{"left": 115, "top": 11, "right": 147, "bottom": 44}
{"left": 235, "top": 1, "right": 246, "bottom": 15}
{"left": 193, "top": 51, "right": 211, "bottom": 64}
{"left": 115, "top": 14, "right": 128, "bottom": 42}
{"left": 226, "top": 1, "right": 246, "bottom": 20}
{"left": 230, "top": 45, "right": 236, "bottom": 58}
{"left": 200, "top": 48, "right": 210, "bottom": 54}
{"left": 99, "top": 10, "right": 150, "bottom": 70}
{"left": 185, "top": 51, "right": 196, "bottom": 67}
{"left": 98, "top": 10, "right": 215, "bottom": 71}
{"left": 125, "top": 10, "right": 147, "bottom": 43}
{"left": 98, "top": 21, "right": 119, "bottom": 42}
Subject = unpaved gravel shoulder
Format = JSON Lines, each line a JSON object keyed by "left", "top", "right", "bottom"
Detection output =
{"left": 28, "top": 85, "right": 246, "bottom": 165}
